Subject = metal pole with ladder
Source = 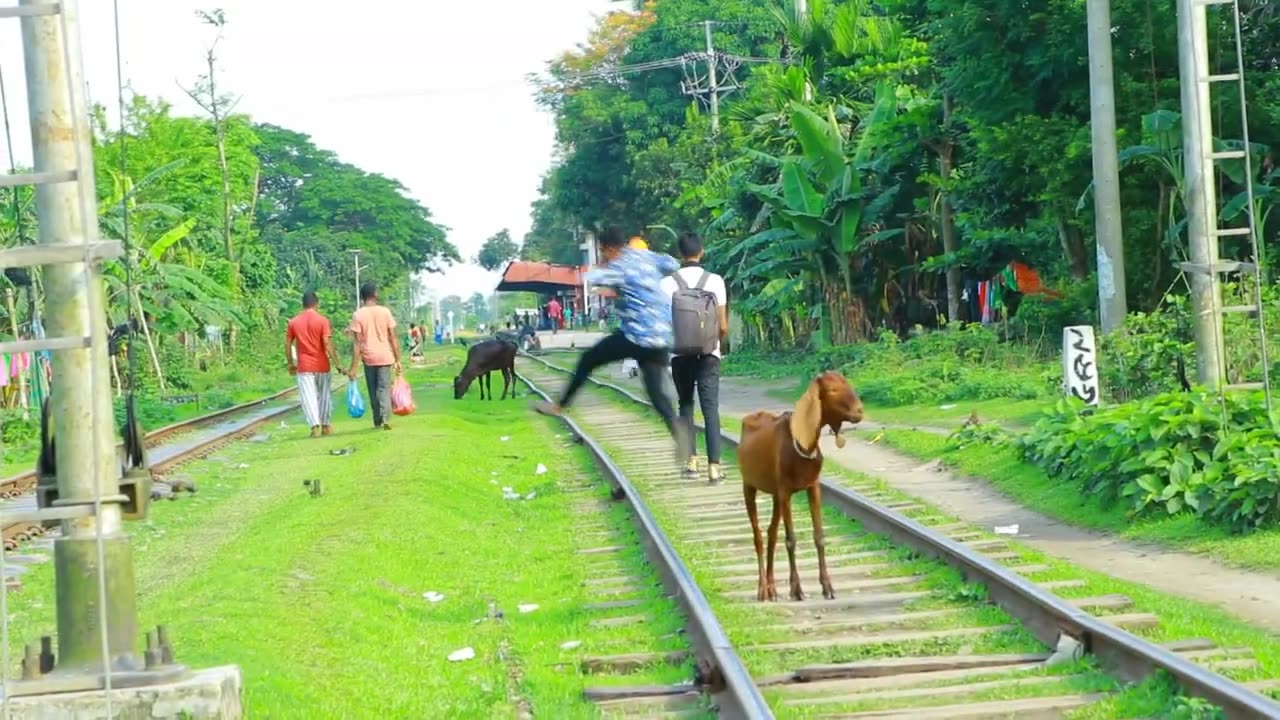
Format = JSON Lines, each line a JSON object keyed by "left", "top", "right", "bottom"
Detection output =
{"left": 1175, "top": 0, "right": 1272, "bottom": 410}
{"left": 0, "top": 0, "right": 188, "bottom": 706}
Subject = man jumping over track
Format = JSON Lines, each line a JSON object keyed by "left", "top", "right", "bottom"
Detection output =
{"left": 532, "top": 227, "right": 691, "bottom": 462}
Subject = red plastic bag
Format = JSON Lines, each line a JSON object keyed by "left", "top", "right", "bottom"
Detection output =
{"left": 391, "top": 375, "right": 415, "bottom": 416}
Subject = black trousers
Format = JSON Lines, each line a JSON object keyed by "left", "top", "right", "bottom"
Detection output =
{"left": 364, "top": 364, "right": 392, "bottom": 427}
{"left": 671, "top": 354, "right": 722, "bottom": 463}
{"left": 559, "top": 331, "right": 676, "bottom": 431}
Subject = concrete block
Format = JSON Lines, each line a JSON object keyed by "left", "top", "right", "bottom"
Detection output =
{"left": 3, "top": 665, "right": 242, "bottom": 720}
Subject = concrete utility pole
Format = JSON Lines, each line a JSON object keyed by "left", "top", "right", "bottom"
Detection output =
{"left": 15, "top": 0, "right": 144, "bottom": 675}
{"left": 796, "top": 0, "right": 812, "bottom": 101}
{"left": 704, "top": 21, "right": 720, "bottom": 133}
{"left": 348, "top": 249, "right": 365, "bottom": 309}
{"left": 1086, "top": 0, "right": 1128, "bottom": 333}
{"left": 1176, "top": 0, "right": 1225, "bottom": 387}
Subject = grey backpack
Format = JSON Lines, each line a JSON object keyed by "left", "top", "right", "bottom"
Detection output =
{"left": 671, "top": 270, "right": 719, "bottom": 356}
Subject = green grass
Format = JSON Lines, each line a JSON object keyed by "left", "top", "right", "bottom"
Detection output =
{"left": 882, "top": 428, "right": 1280, "bottom": 573}
{"left": 2, "top": 349, "right": 702, "bottom": 718}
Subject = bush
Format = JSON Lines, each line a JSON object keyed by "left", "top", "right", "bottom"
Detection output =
{"left": 1006, "top": 278, "right": 1096, "bottom": 351}
{"left": 1101, "top": 297, "right": 1195, "bottom": 403}
{"left": 113, "top": 393, "right": 178, "bottom": 432}
{"left": 1020, "top": 393, "right": 1280, "bottom": 533}
{"left": 840, "top": 326, "right": 1054, "bottom": 406}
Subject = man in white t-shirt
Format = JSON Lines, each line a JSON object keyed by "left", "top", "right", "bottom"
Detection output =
{"left": 659, "top": 232, "right": 729, "bottom": 484}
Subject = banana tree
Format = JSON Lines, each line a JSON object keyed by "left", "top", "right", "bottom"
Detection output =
{"left": 97, "top": 160, "right": 246, "bottom": 387}
{"left": 733, "top": 82, "right": 902, "bottom": 344}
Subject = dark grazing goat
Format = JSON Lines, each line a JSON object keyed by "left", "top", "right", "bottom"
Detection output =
{"left": 453, "top": 340, "right": 516, "bottom": 400}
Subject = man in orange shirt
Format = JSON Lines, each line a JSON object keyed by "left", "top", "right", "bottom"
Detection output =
{"left": 347, "top": 282, "right": 402, "bottom": 430}
{"left": 286, "top": 291, "right": 342, "bottom": 438}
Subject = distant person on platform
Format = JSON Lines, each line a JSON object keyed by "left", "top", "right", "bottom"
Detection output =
{"left": 286, "top": 291, "right": 342, "bottom": 439}
{"left": 547, "top": 296, "right": 563, "bottom": 335}
{"left": 347, "top": 282, "right": 402, "bottom": 431}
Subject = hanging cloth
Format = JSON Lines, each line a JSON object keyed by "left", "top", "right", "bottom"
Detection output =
{"left": 1000, "top": 265, "right": 1019, "bottom": 294}
{"left": 11, "top": 350, "right": 29, "bottom": 378}
{"left": 0, "top": 354, "right": 9, "bottom": 388}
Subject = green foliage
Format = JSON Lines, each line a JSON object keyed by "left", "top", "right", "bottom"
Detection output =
{"left": 1021, "top": 394, "right": 1280, "bottom": 533}
{"left": 113, "top": 393, "right": 179, "bottom": 432}
{"left": 476, "top": 229, "right": 519, "bottom": 272}
{"left": 1100, "top": 298, "right": 1194, "bottom": 403}
{"left": 726, "top": 324, "right": 1055, "bottom": 406}
{"left": 253, "top": 123, "right": 458, "bottom": 299}
{"left": 1, "top": 410, "right": 38, "bottom": 463}
{"left": 945, "top": 422, "right": 1012, "bottom": 451}
{"left": 529, "top": 0, "right": 1280, "bottom": 354}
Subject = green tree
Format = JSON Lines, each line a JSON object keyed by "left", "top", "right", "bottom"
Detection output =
{"left": 252, "top": 124, "right": 459, "bottom": 297}
{"left": 476, "top": 229, "right": 519, "bottom": 271}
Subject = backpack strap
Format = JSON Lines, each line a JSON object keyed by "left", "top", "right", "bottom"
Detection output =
{"left": 673, "top": 272, "right": 690, "bottom": 291}
{"left": 694, "top": 270, "right": 711, "bottom": 291}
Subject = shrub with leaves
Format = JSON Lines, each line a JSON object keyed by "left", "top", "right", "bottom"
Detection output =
{"left": 1020, "top": 393, "right": 1280, "bottom": 532}
{"left": 946, "top": 422, "right": 1013, "bottom": 451}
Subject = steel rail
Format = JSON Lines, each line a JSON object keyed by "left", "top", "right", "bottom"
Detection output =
{"left": 517, "top": 369, "right": 774, "bottom": 720}
{"left": 0, "top": 386, "right": 300, "bottom": 494}
{"left": 520, "top": 352, "right": 1280, "bottom": 720}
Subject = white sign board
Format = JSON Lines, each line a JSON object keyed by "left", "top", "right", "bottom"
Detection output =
{"left": 1062, "top": 325, "right": 1100, "bottom": 406}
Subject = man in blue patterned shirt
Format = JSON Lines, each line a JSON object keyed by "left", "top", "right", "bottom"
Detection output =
{"left": 533, "top": 227, "right": 691, "bottom": 460}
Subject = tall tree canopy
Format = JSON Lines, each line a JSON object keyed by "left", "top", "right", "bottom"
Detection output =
{"left": 252, "top": 124, "right": 458, "bottom": 301}
{"left": 477, "top": 229, "right": 519, "bottom": 271}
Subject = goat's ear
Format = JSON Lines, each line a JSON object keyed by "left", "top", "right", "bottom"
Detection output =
{"left": 789, "top": 380, "right": 822, "bottom": 444}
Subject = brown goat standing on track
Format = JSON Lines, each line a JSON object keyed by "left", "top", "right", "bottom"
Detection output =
{"left": 453, "top": 340, "right": 517, "bottom": 400}
{"left": 738, "top": 371, "right": 864, "bottom": 601}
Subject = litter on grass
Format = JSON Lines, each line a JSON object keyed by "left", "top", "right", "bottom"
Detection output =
{"left": 447, "top": 647, "right": 475, "bottom": 662}
{"left": 560, "top": 640, "right": 582, "bottom": 651}
{"left": 422, "top": 591, "right": 445, "bottom": 603}
{"left": 517, "top": 603, "right": 539, "bottom": 614}
{"left": 535, "top": 463, "right": 547, "bottom": 475}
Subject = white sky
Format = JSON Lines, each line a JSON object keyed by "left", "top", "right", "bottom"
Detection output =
{"left": 0, "top": 0, "right": 616, "bottom": 301}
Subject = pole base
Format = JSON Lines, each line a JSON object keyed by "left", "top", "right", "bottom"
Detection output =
{"left": 0, "top": 665, "right": 241, "bottom": 719}
{"left": 53, "top": 533, "right": 140, "bottom": 672}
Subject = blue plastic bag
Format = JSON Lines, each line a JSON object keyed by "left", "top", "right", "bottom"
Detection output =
{"left": 347, "top": 381, "right": 366, "bottom": 419}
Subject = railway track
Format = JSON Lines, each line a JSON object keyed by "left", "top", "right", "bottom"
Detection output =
{"left": 0, "top": 386, "right": 309, "bottom": 553}
{"left": 516, "top": 355, "right": 1280, "bottom": 719}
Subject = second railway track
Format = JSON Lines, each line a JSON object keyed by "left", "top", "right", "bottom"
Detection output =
{"left": 0, "top": 386, "right": 315, "bottom": 553}
{"left": 516, "top": 355, "right": 1280, "bottom": 719}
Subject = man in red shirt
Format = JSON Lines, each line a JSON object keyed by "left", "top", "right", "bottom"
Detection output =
{"left": 547, "top": 296, "right": 562, "bottom": 335}
{"left": 286, "top": 291, "right": 342, "bottom": 438}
